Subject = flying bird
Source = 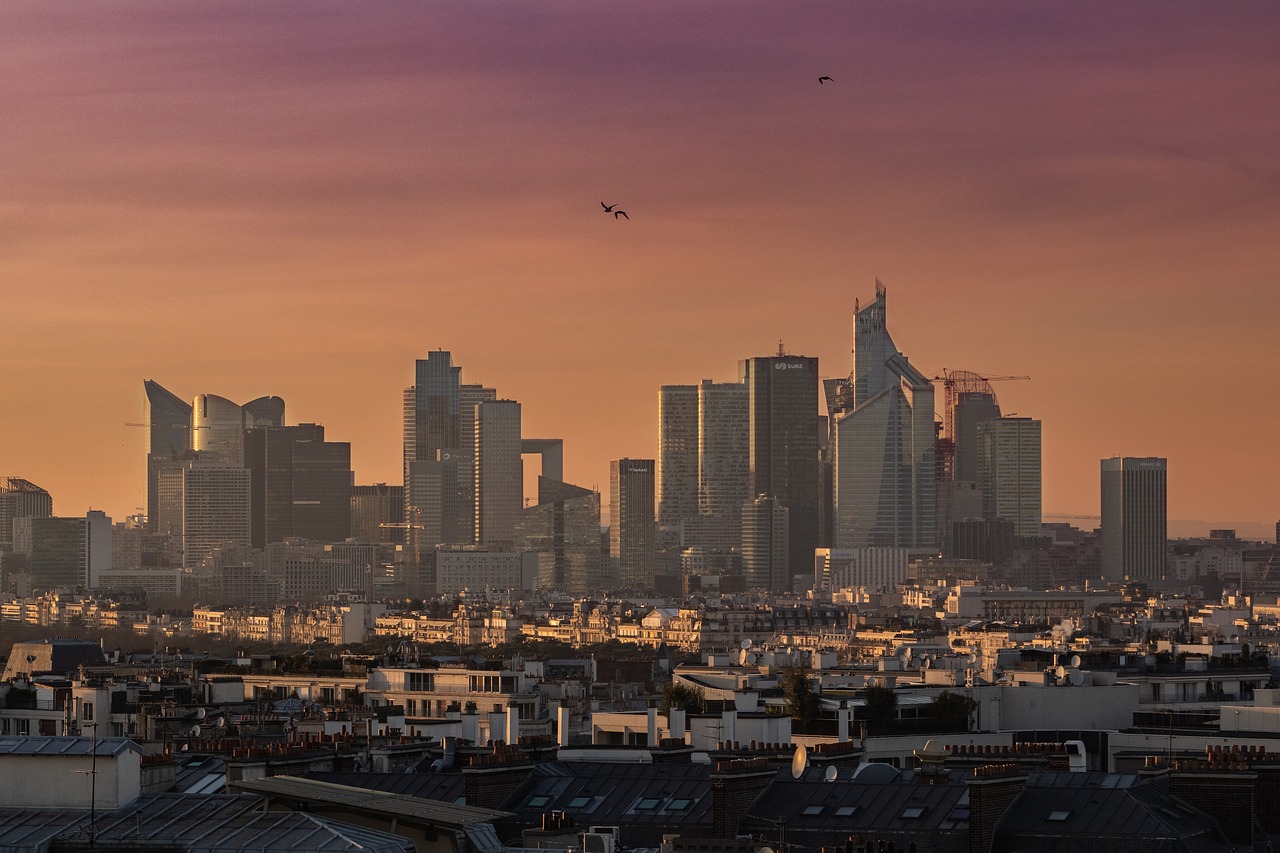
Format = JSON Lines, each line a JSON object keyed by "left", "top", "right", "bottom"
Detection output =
{"left": 818, "top": 76, "right": 833, "bottom": 84}
{"left": 614, "top": 210, "right": 629, "bottom": 220}
{"left": 601, "top": 202, "right": 618, "bottom": 212}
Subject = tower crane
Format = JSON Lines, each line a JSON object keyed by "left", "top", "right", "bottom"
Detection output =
{"left": 929, "top": 369, "right": 1030, "bottom": 438}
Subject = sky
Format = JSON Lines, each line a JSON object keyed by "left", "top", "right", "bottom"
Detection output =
{"left": 1, "top": 1, "right": 1277, "bottom": 533}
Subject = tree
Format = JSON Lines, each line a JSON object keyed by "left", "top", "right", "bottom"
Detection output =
{"left": 926, "top": 691, "right": 976, "bottom": 732}
{"left": 660, "top": 681, "right": 705, "bottom": 715}
{"left": 862, "top": 685, "right": 898, "bottom": 734}
{"left": 781, "top": 665, "right": 820, "bottom": 723}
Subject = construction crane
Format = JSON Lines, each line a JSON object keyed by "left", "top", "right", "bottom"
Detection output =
{"left": 1044, "top": 513, "right": 1101, "bottom": 521}
{"left": 929, "top": 369, "right": 1030, "bottom": 438}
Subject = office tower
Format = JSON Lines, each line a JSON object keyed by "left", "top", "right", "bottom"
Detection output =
{"left": 741, "top": 495, "right": 789, "bottom": 591}
{"left": 521, "top": 439, "right": 564, "bottom": 482}
{"left": 143, "top": 380, "right": 193, "bottom": 531}
{"left": 695, "top": 378, "right": 749, "bottom": 550}
{"left": 1100, "top": 457, "right": 1167, "bottom": 582}
{"left": 0, "top": 478, "right": 53, "bottom": 553}
{"left": 191, "top": 393, "right": 284, "bottom": 465}
{"left": 351, "top": 484, "right": 404, "bottom": 543}
{"left": 977, "top": 417, "right": 1042, "bottom": 538}
{"left": 743, "top": 353, "right": 820, "bottom": 580}
{"left": 12, "top": 510, "right": 111, "bottom": 589}
{"left": 475, "top": 400, "right": 522, "bottom": 548}
{"left": 157, "top": 460, "right": 251, "bottom": 567}
{"left": 833, "top": 283, "right": 936, "bottom": 549}
{"left": 943, "top": 373, "right": 1003, "bottom": 483}
{"left": 458, "top": 384, "right": 497, "bottom": 542}
{"left": 518, "top": 476, "right": 603, "bottom": 594}
{"left": 610, "top": 459, "right": 656, "bottom": 588}
{"left": 244, "top": 423, "right": 352, "bottom": 548}
{"left": 658, "top": 384, "right": 699, "bottom": 529}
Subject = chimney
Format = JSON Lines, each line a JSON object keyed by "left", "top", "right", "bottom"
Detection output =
{"left": 489, "top": 712, "right": 505, "bottom": 744}
{"left": 965, "top": 764, "right": 1026, "bottom": 853}
{"left": 670, "top": 707, "right": 686, "bottom": 743}
{"left": 462, "top": 710, "right": 480, "bottom": 744}
{"left": 463, "top": 754, "right": 535, "bottom": 810}
{"left": 837, "top": 704, "right": 850, "bottom": 743}
{"left": 721, "top": 708, "right": 737, "bottom": 745}
{"left": 557, "top": 703, "right": 571, "bottom": 747}
{"left": 710, "top": 758, "right": 775, "bottom": 838}
{"left": 506, "top": 702, "right": 520, "bottom": 745}
{"left": 648, "top": 707, "right": 658, "bottom": 746}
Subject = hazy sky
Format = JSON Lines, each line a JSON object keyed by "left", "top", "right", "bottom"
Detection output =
{"left": 1, "top": 1, "right": 1277, "bottom": 528}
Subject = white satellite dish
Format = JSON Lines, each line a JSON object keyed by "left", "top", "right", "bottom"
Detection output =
{"left": 196, "top": 707, "right": 207, "bottom": 720}
{"left": 1068, "top": 669, "right": 1085, "bottom": 687}
{"left": 747, "top": 652, "right": 759, "bottom": 665}
{"left": 1069, "top": 655, "right": 1082, "bottom": 669}
{"left": 824, "top": 765, "right": 838, "bottom": 782}
{"left": 967, "top": 653, "right": 978, "bottom": 666}
{"left": 921, "top": 657, "right": 932, "bottom": 670}
{"left": 791, "top": 744, "right": 808, "bottom": 779}
{"left": 739, "top": 649, "right": 748, "bottom": 666}
{"left": 190, "top": 725, "right": 202, "bottom": 737}
{"left": 1055, "top": 666, "right": 1067, "bottom": 679}
{"left": 742, "top": 639, "right": 753, "bottom": 651}
{"left": 215, "top": 717, "right": 227, "bottom": 728}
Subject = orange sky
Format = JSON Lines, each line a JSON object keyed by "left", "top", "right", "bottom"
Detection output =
{"left": 1, "top": 2, "right": 1277, "bottom": 533}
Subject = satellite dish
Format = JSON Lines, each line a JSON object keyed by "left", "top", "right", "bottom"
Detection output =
{"left": 739, "top": 649, "right": 748, "bottom": 666}
{"left": 196, "top": 708, "right": 207, "bottom": 720}
{"left": 791, "top": 744, "right": 808, "bottom": 779}
{"left": 747, "top": 653, "right": 758, "bottom": 665}
{"left": 1055, "top": 666, "right": 1067, "bottom": 679}
{"left": 190, "top": 725, "right": 201, "bottom": 737}
{"left": 921, "top": 657, "right": 932, "bottom": 670}
{"left": 967, "top": 653, "right": 978, "bottom": 666}
{"left": 215, "top": 717, "right": 227, "bottom": 728}
{"left": 1070, "top": 655, "right": 1082, "bottom": 669}
{"left": 824, "top": 765, "right": 838, "bottom": 782}
{"left": 1068, "top": 669, "right": 1085, "bottom": 686}
{"left": 742, "top": 639, "right": 753, "bottom": 651}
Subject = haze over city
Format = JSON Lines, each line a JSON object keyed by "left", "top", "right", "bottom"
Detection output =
{"left": 1, "top": 1, "right": 1277, "bottom": 530}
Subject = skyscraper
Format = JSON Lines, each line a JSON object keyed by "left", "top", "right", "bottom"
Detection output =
{"left": 743, "top": 353, "right": 819, "bottom": 581}
{"left": 695, "top": 378, "right": 749, "bottom": 550}
{"left": 351, "top": 484, "right": 404, "bottom": 543}
{"left": 404, "top": 351, "right": 463, "bottom": 549}
{"left": 977, "top": 417, "right": 1042, "bottom": 538}
{"left": 0, "top": 477, "right": 53, "bottom": 553}
{"left": 1101, "top": 457, "right": 1167, "bottom": 582}
{"left": 657, "top": 385, "right": 699, "bottom": 529}
{"left": 610, "top": 459, "right": 655, "bottom": 588}
{"left": 834, "top": 283, "right": 936, "bottom": 549}
{"left": 475, "top": 399, "right": 522, "bottom": 548}
{"left": 244, "top": 423, "right": 352, "bottom": 548}
{"left": 518, "top": 476, "right": 603, "bottom": 594}
{"left": 157, "top": 460, "right": 251, "bottom": 567}
{"left": 741, "top": 494, "right": 789, "bottom": 591}
{"left": 192, "top": 393, "right": 284, "bottom": 464}
{"left": 944, "top": 373, "right": 1003, "bottom": 484}
{"left": 143, "top": 380, "right": 192, "bottom": 532}
{"left": 13, "top": 510, "right": 111, "bottom": 590}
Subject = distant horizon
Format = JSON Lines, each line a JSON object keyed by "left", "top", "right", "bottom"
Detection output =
{"left": 2, "top": 2, "right": 1276, "bottom": 525}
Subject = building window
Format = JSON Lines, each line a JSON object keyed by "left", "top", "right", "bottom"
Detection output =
{"left": 802, "top": 806, "right": 824, "bottom": 816}
{"left": 900, "top": 807, "right": 925, "bottom": 819}
{"left": 1046, "top": 810, "right": 1071, "bottom": 822}
{"left": 82, "top": 702, "right": 94, "bottom": 722}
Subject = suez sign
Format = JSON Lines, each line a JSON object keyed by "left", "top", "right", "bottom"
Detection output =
{"left": 774, "top": 362, "right": 810, "bottom": 370}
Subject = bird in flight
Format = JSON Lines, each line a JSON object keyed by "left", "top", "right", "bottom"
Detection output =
{"left": 614, "top": 210, "right": 629, "bottom": 220}
{"left": 601, "top": 202, "right": 618, "bottom": 212}
{"left": 818, "top": 76, "right": 833, "bottom": 84}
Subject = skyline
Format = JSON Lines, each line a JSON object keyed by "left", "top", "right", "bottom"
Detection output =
{"left": 1, "top": 2, "right": 1277, "bottom": 528}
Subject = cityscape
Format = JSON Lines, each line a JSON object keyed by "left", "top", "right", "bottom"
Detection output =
{"left": 2, "top": 3, "right": 1279, "bottom": 853}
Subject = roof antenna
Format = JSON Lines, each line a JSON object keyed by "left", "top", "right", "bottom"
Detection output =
{"left": 777, "top": 339, "right": 786, "bottom": 357}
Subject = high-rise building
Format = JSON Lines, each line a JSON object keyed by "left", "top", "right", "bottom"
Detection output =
{"left": 0, "top": 478, "right": 53, "bottom": 553}
{"left": 518, "top": 476, "right": 603, "bottom": 594}
{"left": 192, "top": 393, "right": 284, "bottom": 464}
{"left": 695, "top": 378, "right": 749, "bottom": 550}
{"left": 743, "top": 354, "right": 819, "bottom": 580}
{"left": 657, "top": 385, "right": 699, "bottom": 529}
{"left": 1101, "top": 457, "right": 1167, "bottom": 582}
{"left": 977, "top": 417, "right": 1042, "bottom": 538}
{"left": 351, "top": 484, "right": 404, "bottom": 543}
{"left": 157, "top": 460, "right": 251, "bottom": 568}
{"left": 610, "top": 459, "right": 655, "bottom": 588}
{"left": 143, "top": 380, "right": 192, "bottom": 532}
{"left": 475, "top": 400, "right": 522, "bottom": 549}
{"left": 833, "top": 284, "right": 936, "bottom": 549}
{"left": 944, "top": 373, "right": 1003, "bottom": 484}
{"left": 12, "top": 510, "right": 111, "bottom": 590}
{"left": 741, "top": 494, "right": 789, "bottom": 591}
{"left": 244, "top": 423, "right": 352, "bottom": 548}
{"left": 458, "top": 384, "right": 497, "bottom": 542}
{"left": 404, "top": 351, "right": 462, "bottom": 548}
